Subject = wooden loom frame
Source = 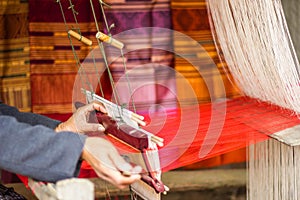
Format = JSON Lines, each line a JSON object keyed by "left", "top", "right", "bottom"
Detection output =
{"left": 248, "top": 125, "right": 300, "bottom": 200}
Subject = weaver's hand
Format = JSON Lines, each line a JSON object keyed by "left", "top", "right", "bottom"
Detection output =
{"left": 55, "top": 101, "right": 107, "bottom": 133}
{"left": 81, "top": 137, "right": 142, "bottom": 189}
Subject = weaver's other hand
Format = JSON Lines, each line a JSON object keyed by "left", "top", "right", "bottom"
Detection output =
{"left": 55, "top": 101, "right": 107, "bottom": 133}
{"left": 81, "top": 137, "right": 142, "bottom": 189}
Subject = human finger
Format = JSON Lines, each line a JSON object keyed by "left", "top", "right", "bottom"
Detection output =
{"left": 76, "top": 101, "right": 104, "bottom": 115}
{"left": 102, "top": 166, "right": 141, "bottom": 189}
{"left": 118, "top": 162, "right": 143, "bottom": 176}
{"left": 92, "top": 101, "right": 107, "bottom": 113}
{"left": 82, "top": 123, "right": 105, "bottom": 132}
{"left": 108, "top": 152, "right": 143, "bottom": 176}
{"left": 93, "top": 157, "right": 141, "bottom": 189}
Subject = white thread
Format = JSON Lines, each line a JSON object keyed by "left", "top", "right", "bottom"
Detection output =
{"left": 207, "top": 0, "right": 300, "bottom": 113}
{"left": 248, "top": 139, "right": 300, "bottom": 200}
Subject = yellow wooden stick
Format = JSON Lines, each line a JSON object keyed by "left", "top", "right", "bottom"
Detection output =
{"left": 68, "top": 30, "right": 92, "bottom": 46}
{"left": 96, "top": 31, "right": 124, "bottom": 49}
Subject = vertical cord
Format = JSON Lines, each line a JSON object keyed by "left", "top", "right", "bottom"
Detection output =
{"left": 57, "top": 0, "right": 94, "bottom": 94}
{"left": 130, "top": 186, "right": 138, "bottom": 200}
{"left": 94, "top": 0, "right": 138, "bottom": 114}
{"left": 68, "top": 0, "right": 81, "bottom": 34}
{"left": 98, "top": 0, "right": 111, "bottom": 35}
{"left": 120, "top": 49, "right": 137, "bottom": 113}
{"left": 90, "top": 47, "right": 105, "bottom": 97}
{"left": 57, "top": 1, "right": 140, "bottom": 198}
{"left": 100, "top": 0, "right": 137, "bottom": 113}
{"left": 89, "top": 0, "right": 119, "bottom": 105}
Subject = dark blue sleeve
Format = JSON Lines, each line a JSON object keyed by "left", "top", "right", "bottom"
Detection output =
{"left": 0, "top": 104, "right": 87, "bottom": 183}
{"left": 0, "top": 103, "right": 61, "bottom": 129}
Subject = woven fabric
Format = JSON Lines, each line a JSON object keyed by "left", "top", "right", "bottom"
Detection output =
{"left": 29, "top": 0, "right": 174, "bottom": 114}
{"left": 29, "top": 0, "right": 97, "bottom": 113}
{"left": 102, "top": 0, "right": 175, "bottom": 112}
{"left": 171, "top": 0, "right": 240, "bottom": 103}
{"left": 0, "top": 0, "right": 31, "bottom": 112}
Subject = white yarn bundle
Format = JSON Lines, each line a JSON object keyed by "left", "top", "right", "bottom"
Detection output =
{"left": 207, "top": 0, "right": 300, "bottom": 113}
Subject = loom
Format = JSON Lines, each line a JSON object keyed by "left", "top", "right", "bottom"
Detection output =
{"left": 18, "top": 0, "right": 300, "bottom": 199}
{"left": 25, "top": 0, "right": 169, "bottom": 199}
{"left": 207, "top": 0, "right": 300, "bottom": 199}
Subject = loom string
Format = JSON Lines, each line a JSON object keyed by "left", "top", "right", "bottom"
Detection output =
{"left": 89, "top": 0, "right": 139, "bottom": 126}
{"left": 90, "top": 0, "right": 124, "bottom": 108}
{"left": 88, "top": 0, "right": 118, "bottom": 103}
{"left": 206, "top": 0, "right": 300, "bottom": 114}
{"left": 57, "top": 1, "right": 158, "bottom": 199}
{"left": 69, "top": 0, "right": 105, "bottom": 97}
{"left": 98, "top": 0, "right": 110, "bottom": 36}
{"left": 56, "top": 0, "right": 94, "bottom": 94}
{"left": 56, "top": 1, "right": 113, "bottom": 198}
{"left": 58, "top": 0, "right": 131, "bottom": 120}
{"left": 59, "top": 1, "right": 126, "bottom": 199}
{"left": 68, "top": 0, "right": 80, "bottom": 34}
{"left": 90, "top": 46, "right": 105, "bottom": 97}
{"left": 205, "top": 1, "right": 244, "bottom": 98}
{"left": 59, "top": 0, "right": 122, "bottom": 114}
{"left": 120, "top": 48, "right": 137, "bottom": 113}
{"left": 206, "top": 1, "right": 300, "bottom": 199}
{"left": 96, "top": 0, "right": 137, "bottom": 113}
{"left": 66, "top": 0, "right": 105, "bottom": 98}
{"left": 89, "top": 2, "right": 161, "bottom": 196}
{"left": 89, "top": 0, "right": 125, "bottom": 117}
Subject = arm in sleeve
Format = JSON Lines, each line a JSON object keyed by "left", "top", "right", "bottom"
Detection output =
{"left": 0, "top": 103, "right": 61, "bottom": 129}
{"left": 0, "top": 115, "right": 87, "bottom": 183}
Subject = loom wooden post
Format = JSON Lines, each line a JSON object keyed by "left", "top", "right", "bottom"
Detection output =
{"left": 248, "top": 125, "right": 300, "bottom": 200}
{"left": 68, "top": 30, "right": 93, "bottom": 46}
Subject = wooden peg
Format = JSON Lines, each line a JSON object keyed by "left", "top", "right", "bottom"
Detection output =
{"left": 68, "top": 30, "right": 92, "bottom": 46}
{"left": 96, "top": 31, "right": 124, "bottom": 49}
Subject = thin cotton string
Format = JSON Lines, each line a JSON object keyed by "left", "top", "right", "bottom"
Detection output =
{"left": 57, "top": 2, "right": 162, "bottom": 198}
{"left": 207, "top": 0, "right": 300, "bottom": 113}
{"left": 248, "top": 138, "right": 300, "bottom": 200}
{"left": 89, "top": 0, "right": 120, "bottom": 104}
{"left": 89, "top": 0, "right": 137, "bottom": 113}
{"left": 57, "top": 0, "right": 91, "bottom": 93}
